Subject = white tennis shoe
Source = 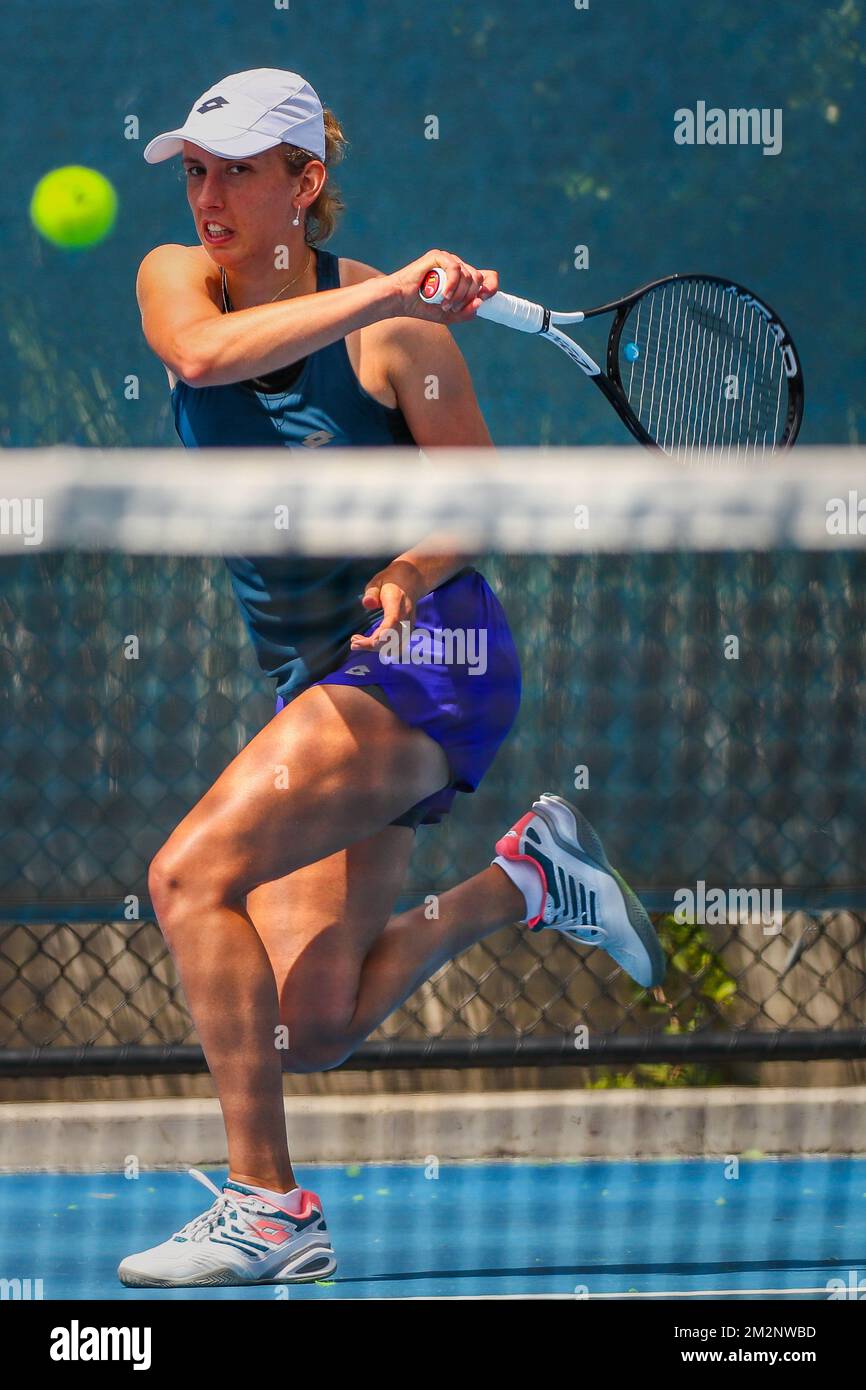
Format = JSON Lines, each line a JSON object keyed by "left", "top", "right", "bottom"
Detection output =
{"left": 117, "top": 1168, "right": 337, "bottom": 1287}
{"left": 494, "top": 793, "right": 666, "bottom": 987}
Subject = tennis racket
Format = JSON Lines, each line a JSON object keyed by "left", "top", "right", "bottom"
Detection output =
{"left": 419, "top": 269, "right": 803, "bottom": 458}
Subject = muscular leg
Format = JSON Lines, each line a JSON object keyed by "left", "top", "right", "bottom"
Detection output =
{"left": 147, "top": 684, "right": 451, "bottom": 1193}
{"left": 243, "top": 839, "right": 524, "bottom": 1192}
{"left": 348, "top": 866, "right": 525, "bottom": 1040}
{"left": 246, "top": 827, "right": 419, "bottom": 1072}
{"left": 249, "top": 845, "right": 526, "bottom": 1073}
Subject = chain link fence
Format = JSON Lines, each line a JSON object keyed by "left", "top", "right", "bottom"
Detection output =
{"left": 2, "top": 549, "right": 865, "bottom": 1069}
{"left": 1, "top": 909, "right": 865, "bottom": 1059}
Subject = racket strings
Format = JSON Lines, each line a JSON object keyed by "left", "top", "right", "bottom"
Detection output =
{"left": 620, "top": 280, "right": 790, "bottom": 459}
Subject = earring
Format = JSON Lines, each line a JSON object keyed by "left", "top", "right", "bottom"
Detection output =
{"left": 292, "top": 204, "right": 301, "bottom": 227}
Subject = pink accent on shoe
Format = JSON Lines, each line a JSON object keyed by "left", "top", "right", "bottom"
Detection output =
{"left": 247, "top": 1217, "right": 296, "bottom": 1246}
{"left": 231, "top": 1185, "right": 320, "bottom": 1220}
{"left": 494, "top": 813, "right": 548, "bottom": 930}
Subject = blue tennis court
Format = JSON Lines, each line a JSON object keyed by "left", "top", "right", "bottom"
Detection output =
{"left": 4, "top": 1157, "right": 865, "bottom": 1300}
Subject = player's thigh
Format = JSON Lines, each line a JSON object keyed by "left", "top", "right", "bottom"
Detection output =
{"left": 246, "top": 823, "right": 416, "bottom": 1039}
{"left": 149, "top": 685, "right": 448, "bottom": 905}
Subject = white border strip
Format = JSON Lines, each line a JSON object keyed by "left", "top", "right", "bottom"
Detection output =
{"left": 2, "top": 1086, "right": 865, "bottom": 1170}
{"left": 0, "top": 447, "right": 862, "bottom": 554}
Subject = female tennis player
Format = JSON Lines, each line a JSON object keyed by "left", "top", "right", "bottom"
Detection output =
{"left": 120, "top": 68, "right": 664, "bottom": 1287}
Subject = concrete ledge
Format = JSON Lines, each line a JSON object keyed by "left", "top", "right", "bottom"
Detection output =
{"left": 1, "top": 1087, "right": 865, "bottom": 1170}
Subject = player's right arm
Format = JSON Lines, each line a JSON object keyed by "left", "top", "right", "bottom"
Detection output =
{"left": 136, "top": 244, "right": 493, "bottom": 389}
{"left": 136, "top": 245, "right": 221, "bottom": 384}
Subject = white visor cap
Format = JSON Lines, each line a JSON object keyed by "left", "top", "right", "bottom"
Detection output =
{"left": 143, "top": 68, "right": 326, "bottom": 164}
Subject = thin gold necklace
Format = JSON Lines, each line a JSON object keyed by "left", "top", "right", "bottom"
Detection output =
{"left": 222, "top": 250, "right": 314, "bottom": 312}
{"left": 267, "top": 249, "right": 313, "bottom": 302}
{"left": 226, "top": 249, "right": 315, "bottom": 396}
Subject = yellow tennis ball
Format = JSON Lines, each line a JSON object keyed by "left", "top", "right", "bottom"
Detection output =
{"left": 30, "top": 166, "right": 118, "bottom": 249}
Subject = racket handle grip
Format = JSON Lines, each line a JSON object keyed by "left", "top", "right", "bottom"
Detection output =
{"left": 419, "top": 268, "right": 545, "bottom": 332}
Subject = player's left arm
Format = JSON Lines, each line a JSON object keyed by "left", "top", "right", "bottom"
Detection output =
{"left": 353, "top": 316, "right": 494, "bottom": 649}
{"left": 385, "top": 314, "right": 494, "bottom": 450}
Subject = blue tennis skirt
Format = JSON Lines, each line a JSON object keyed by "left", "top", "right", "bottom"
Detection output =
{"left": 275, "top": 567, "right": 522, "bottom": 825}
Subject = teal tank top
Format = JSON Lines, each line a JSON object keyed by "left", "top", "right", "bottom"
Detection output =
{"left": 171, "top": 247, "right": 417, "bottom": 699}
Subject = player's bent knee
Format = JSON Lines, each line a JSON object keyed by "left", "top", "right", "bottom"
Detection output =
{"left": 147, "top": 846, "right": 186, "bottom": 924}
{"left": 147, "top": 839, "right": 237, "bottom": 928}
{"left": 278, "top": 1008, "right": 359, "bottom": 1073}
{"left": 281, "top": 1035, "right": 355, "bottom": 1074}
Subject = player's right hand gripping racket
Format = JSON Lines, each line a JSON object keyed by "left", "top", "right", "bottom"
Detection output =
{"left": 419, "top": 269, "right": 803, "bottom": 458}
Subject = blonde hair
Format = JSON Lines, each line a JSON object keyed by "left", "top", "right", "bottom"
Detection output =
{"left": 282, "top": 107, "right": 347, "bottom": 246}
